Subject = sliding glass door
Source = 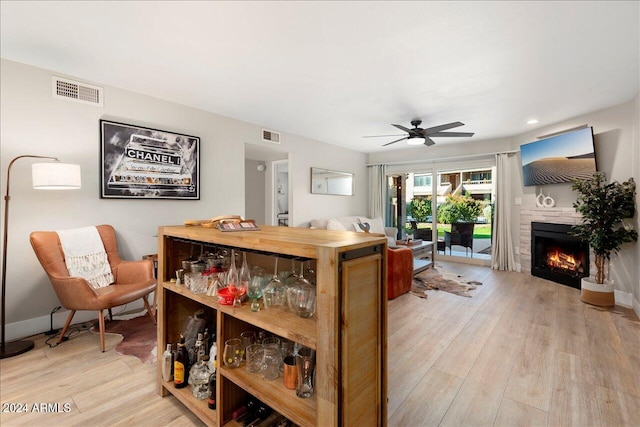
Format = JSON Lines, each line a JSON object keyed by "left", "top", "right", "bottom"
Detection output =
{"left": 386, "top": 161, "right": 495, "bottom": 262}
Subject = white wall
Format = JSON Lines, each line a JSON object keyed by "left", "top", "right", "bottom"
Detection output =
{"left": 0, "top": 59, "right": 368, "bottom": 339}
{"left": 369, "top": 96, "right": 640, "bottom": 313}
{"left": 509, "top": 98, "right": 639, "bottom": 300}
{"left": 245, "top": 159, "right": 266, "bottom": 224}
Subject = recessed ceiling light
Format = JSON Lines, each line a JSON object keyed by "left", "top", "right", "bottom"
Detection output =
{"left": 527, "top": 118, "right": 539, "bottom": 125}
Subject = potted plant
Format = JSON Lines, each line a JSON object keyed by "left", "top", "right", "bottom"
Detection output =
{"left": 571, "top": 173, "right": 638, "bottom": 306}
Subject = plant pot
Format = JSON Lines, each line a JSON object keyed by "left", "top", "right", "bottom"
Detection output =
{"left": 580, "top": 277, "right": 614, "bottom": 307}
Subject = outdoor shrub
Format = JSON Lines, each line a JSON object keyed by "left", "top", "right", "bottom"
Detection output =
{"left": 437, "top": 193, "right": 482, "bottom": 224}
{"left": 408, "top": 196, "right": 432, "bottom": 222}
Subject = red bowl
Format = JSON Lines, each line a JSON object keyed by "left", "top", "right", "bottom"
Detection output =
{"left": 217, "top": 287, "right": 235, "bottom": 305}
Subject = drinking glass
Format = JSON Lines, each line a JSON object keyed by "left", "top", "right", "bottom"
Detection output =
{"left": 245, "top": 343, "right": 264, "bottom": 374}
{"left": 261, "top": 336, "right": 281, "bottom": 347}
{"left": 261, "top": 337, "right": 282, "bottom": 372}
{"left": 223, "top": 338, "right": 242, "bottom": 368}
{"left": 296, "top": 347, "right": 315, "bottom": 398}
{"left": 262, "top": 345, "right": 280, "bottom": 381}
{"left": 240, "top": 331, "right": 256, "bottom": 360}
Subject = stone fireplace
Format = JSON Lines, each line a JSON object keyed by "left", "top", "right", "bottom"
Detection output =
{"left": 520, "top": 207, "right": 596, "bottom": 286}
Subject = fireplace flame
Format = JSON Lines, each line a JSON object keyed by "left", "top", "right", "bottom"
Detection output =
{"left": 546, "top": 250, "right": 580, "bottom": 272}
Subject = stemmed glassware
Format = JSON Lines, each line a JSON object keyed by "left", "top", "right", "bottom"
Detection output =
{"left": 263, "top": 257, "right": 287, "bottom": 309}
{"left": 286, "top": 261, "right": 316, "bottom": 318}
{"left": 239, "top": 251, "right": 251, "bottom": 303}
{"left": 248, "top": 274, "right": 264, "bottom": 312}
{"left": 226, "top": 250, "right": 247, "bottom": 307}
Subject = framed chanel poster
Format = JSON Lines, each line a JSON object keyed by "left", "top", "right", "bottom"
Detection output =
{"left": 100, "top": 120, "right": 200, "bottom": 199}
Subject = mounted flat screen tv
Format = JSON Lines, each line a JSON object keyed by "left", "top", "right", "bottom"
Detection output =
{"left": 520, "top": 126, "right": 597, "bottom": 186}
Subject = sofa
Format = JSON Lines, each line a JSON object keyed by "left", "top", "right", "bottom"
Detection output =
{"left": 309, "top": 216, "right": 412, "bottom": 299}
{"left": 309, "top": 216, "right": 397, "bottom": 246}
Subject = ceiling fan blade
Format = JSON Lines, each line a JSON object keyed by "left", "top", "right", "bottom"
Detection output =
{"left": 422, "top": 122, "right": 465, "bottom": 134}
{"left": 423, "top": 137, "right": 436, "bottom": 146}
{"left": 383, "top": 137, "right": 409, "bottom": 146}
{"left": 392, "top": 124, "right": 412, "bottom": 133}
{"left": 428, "top": 131, "right": 475, "bottom": 137}
{"left": 362, "top": 134, "right": 406, "bottom": 138}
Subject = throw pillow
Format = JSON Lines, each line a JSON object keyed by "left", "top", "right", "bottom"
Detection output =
{"left": 360, "top": 217, "right": 386, "bottom": 235}
{"left": 327, "top": 218, "right": 347, "bottom": 231}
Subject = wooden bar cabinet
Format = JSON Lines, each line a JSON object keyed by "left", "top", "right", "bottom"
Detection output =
{"left": 156, "top": 225, "right": 388, "bottom": 426}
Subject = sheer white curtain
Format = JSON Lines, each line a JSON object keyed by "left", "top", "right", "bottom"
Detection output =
{"left": 368, "top": 164, "right": 387, "bottom": 220}
{"left": 492, "top": 153, "right": 517, "bottom": 270}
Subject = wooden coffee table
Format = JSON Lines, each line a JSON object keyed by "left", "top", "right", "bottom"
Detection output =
{"left": 393, "top": 240, "right": 434, "bottom": 274}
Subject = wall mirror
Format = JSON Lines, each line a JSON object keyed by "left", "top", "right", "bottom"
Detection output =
{"left": 310, "top": 167, "right": 354, "bottom": 196}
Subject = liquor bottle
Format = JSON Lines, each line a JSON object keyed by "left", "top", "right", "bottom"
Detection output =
{"left": 203, "top": 328, "right": 210, "bottom": 353}
{"left": 207, "top": 368, "right": 217, "bottom": 410}
{"left": 162, "top": 343, "right": 173, "bottom": 382}
{"left": 189, "top": 355, "right": 211, "bottom": 400}
{"left": 174, "top": 334, "right": 190, "bottom": 389}
{"left": 195, "top": 332, "right": 204, "bottom": 362}
{"left": 208, "top": 339, "right": 218, "bottom": 373}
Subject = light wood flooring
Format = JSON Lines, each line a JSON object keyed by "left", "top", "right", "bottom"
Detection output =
{"left": 2, "top": 262, "right": 639, "bottom": 426}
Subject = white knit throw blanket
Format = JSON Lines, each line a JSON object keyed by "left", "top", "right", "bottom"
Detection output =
{"left": 56, "top": 226, "right": 114, "bottom": 289}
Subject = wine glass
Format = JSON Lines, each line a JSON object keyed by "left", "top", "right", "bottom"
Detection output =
{"left": 248, "top": 274, "right": 264, "bottom": 312}
{"left": 287, "top": 261, "right": 316, "bottom": 318}
{"left": 263, "top": 257, "right": 286, "bottom": 309}
{"left": 227, "top": 250, "right": 246, "bottom": 307}
{"left": 239, "top": 252, "right": 251, "bottom": 300}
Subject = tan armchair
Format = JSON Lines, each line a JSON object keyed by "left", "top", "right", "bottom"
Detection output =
{"left": 30, "top": 224, "right": 156, "bottom": 352}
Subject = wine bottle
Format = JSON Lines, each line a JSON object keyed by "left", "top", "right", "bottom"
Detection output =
{"left": 207, "top": 370, "right": 216, "bottom": 410}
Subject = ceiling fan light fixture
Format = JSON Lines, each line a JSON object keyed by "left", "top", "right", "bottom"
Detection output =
{"left": 406, "top": 138, "right": 423, "bottom": 145}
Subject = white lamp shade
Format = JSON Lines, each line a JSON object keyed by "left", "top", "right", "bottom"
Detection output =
{"left": 31, "top": 162, "right": 81, "bottom": 190}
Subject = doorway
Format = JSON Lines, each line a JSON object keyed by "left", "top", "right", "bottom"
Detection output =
{"left": 273, "top": 159, "right": 289, "bottom": 226}
{"left": 244, "top": 144, "right": 289, "bottom": 226}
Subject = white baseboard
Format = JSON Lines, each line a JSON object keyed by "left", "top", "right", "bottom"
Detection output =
{"left": 614, "top": 289, "right": 634, "bottom": 308}
{"left": 4, "top": 299, "right": 147, "bottom": 342}
{"left": 633, "top": 295, "right": 640, "bottom": 319}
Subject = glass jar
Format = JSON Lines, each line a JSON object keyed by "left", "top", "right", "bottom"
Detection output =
{"left": 262, "top": 345, "right": 280, "bottom": 381}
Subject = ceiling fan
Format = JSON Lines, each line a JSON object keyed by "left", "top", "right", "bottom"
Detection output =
{"left": 365, "top": 119, "right": 474, "bottom": 147}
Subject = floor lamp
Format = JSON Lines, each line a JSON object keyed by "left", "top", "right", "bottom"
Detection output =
{"left": 1, "top": 155, "right": 81, "bottom": 359}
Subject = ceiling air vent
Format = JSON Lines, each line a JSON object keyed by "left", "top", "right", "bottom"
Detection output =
{"left": 52, "top": 76, "right": 103, "bottom": 106}
{"left": 262, "top": 129, "right": 281, "bottom": 144}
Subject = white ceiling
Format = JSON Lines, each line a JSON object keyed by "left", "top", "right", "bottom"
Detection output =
{"left": 1, "top": 1, "right": 638, "bottom": 154}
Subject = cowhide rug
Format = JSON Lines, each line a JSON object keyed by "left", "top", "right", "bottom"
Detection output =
{"left": 411, "top": 265, "right": 483, "bottom": 298}
{"left": 91, "top": 314, "right": 157, "bottom": 364}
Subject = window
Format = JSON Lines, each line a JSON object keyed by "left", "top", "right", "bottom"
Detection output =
{"left": 413, "top": 174, "right": 431, "bottom": 187}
